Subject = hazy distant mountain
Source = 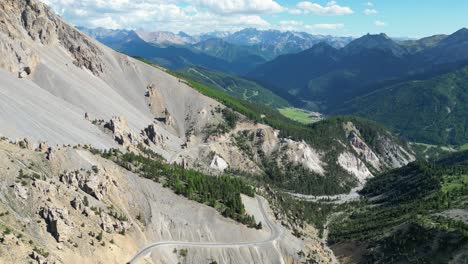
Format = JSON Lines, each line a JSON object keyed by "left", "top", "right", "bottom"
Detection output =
{"left": 135, "top": 30, "right": 197, "bottom": 46}
{"left": 249, "top": 29, "right": 468, "bottom": 112}
{"left": 224, "top": 28, "right": 353, "bottom": 59}
{"left": 79, "top": 27, "right": 353, "bottom": 60}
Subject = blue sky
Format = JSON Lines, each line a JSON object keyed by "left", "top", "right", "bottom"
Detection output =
{"left": 41, "top": 0, "right": 467, "bottom": 38}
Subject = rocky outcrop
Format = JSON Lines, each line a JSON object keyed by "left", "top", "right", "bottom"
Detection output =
{"left": 39, "top": 206, "right": 74, "bottom": 242}
{"left": 105, "top": 116, "right": 142, "bottom": 147}
{"left": 337, "top": 151, "right": 373, "bottom": 183}
{"left": 99, "top": 214, "right": 129, "bottom": 234}
{"left": 281, "top": 140, "right": 325, "bottom": 175}
{"left": 0, "top": 0, "right": 105, "bottom": 77}
{"left": 13, "top": 183, "right": 29, "bottom": 200}
{"left": 210, "top": 155, "right": 229, "bottom": 171}
{"left": 343, "top": 121, "right": 415, "bottom": 172}
{"left": 143, "top": 124, "right": 165, "bottom": 146}
{"left": 60, "top": 170, "right": 110, "bottom": 201}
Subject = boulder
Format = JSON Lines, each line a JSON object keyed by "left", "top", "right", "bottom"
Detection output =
{"left": 13, "top": 183, "right": 28, "bottom": 199}
{"left": 70, "top": 197, "right": 83, "bottom": 210}
{"left": 39, "top": 206, "right": 74, "bottom": 242}
{"left": 210, "top": 155, "right": 228, "bottom": 172}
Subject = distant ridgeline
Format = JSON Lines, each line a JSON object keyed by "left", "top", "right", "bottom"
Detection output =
{"left": 248, "top": 29, "right": 468, "bottom": 147}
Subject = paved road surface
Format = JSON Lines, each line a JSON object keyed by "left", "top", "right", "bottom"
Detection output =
{"left": 127, "top": 196, "right": 283, "bottom": 264}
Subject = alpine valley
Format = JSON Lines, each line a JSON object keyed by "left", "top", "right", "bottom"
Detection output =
{"left": 0, "top": 0, "right": 466, "bottom": 264}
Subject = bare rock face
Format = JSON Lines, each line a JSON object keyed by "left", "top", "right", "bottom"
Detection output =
{"left": 99, "top": 214, "right": 129, "bottom": 234}
{"left": 281, "top": 140, "right": 325, "bottom": 175}
{"left": 60, "top": 170, "right": 110, "bottom": 201}
{"left": 143, "top": 124, "right": 165, "bottom": 146}
{"left": 210, "top": 155, "right": 229, "bottom": 171}
{"left": 146, "top": 83, "right": 158, "bottom": 97}
{"left": 343, "top": 121, "right": 415, "bottom": 171}
{"left": 13, "top": 183, "right": 29, "bottom": 200}
{"left": 39, "top": 206, "right": 74, "bottom": 242}
{"left": 337, "top": 151, "right": 373, "bottom": 183}
{"left": 70, "top": 197, "right": 83, "bottom": 210}
{"left": 0, "top": 0, "right": 105, "bottom": 77}
{"left": 105, "top": 116, "right": 142, "bottom": 147}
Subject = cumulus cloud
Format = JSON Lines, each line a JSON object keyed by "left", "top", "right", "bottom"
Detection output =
{"left": 306, "top": 23, "right": 344, "bottom": 30}
{"left": 193, "top": 0, "right": 284, "bottom": 14}
{"left": 297, "top": 1, "right": 354, "bottom": 16}
{"left": 365, "top": 2, "right": 374, "bottom": 6}
{"left": 278, "top": 20, "right": 344, "bottom": 32}
{"left": 363, "top": 9, "right": 378, "bottom": 15}
{"left": 39, "top": 0, "right": 272, "bottom": 33}
{"left": 374, "top": 20, "right": 387, "bottom": 26}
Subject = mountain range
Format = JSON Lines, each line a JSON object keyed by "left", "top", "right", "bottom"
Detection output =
{"left": 78, "top": 26, "right": 353, "bottom": 74}
{"left": 0, "top": 1, "right": 422, "bottom": 263}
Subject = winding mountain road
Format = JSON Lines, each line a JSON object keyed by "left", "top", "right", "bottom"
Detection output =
{"left": 127, "top": 196, "right": 284, "bottom": 264}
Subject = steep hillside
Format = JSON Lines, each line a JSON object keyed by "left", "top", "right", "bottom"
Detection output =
{"left": 338, "top": 63, "right": 468, "bottom": 146}
{"left": 0, "top": 1, "right": 416, "bottom": 263}
{"left": 191, "top": 38, "right": 267, "bottom": 74}
{"left": 249, "top": 34, "right": 414, "bottom": 110}
{"left": 329, "top": 151, "right": 468, "bottom": 263}
{"left": 177, "top": 66, "right": 289, "bottom": 108}
{"left": 249, "top": 29, "right": 468, "bottom": 112}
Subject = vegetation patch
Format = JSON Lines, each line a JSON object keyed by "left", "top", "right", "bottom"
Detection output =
{"left": 278, "top": 107, "right": 320, "bottom": 124}
{"left": 95, "top": 149, "right": 259, "bottom": 227}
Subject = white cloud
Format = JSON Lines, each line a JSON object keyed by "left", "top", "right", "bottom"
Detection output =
{"left": 365, "top": 2, "right": 374, "bottom": 6}
{"left": 363, "top": 9, "right": 378, "bottom": 15}
{"left": 297, "top": 1, "right": 354, "bottom": 16}
{"left": 288, "top": 8, "right": 303, "bottom": 15}
{"left": 39, "top": 0, "right": 273, "bottom": 33}
{"left": 374, "top": 20, "right": 387, "bottom": 26}
{"left": 306, "top": 23, "right": 344, "bottom": 30}
{"left": 278, "top": 20, "right": 344, "bottom": 32}
{"left": 193, "top": 0, "right": 284, "bottom": 14}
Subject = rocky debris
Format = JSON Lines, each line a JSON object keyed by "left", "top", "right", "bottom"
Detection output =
{"left": 70, "top": 197, "right": 83, "bottom": 210}
{"left": 81, "top": 174, "right": 109, "bottom": 201}
{"left": 82, "top": 207, "right": 93, "bottom": 217}
{"left": 105, "top": 116, "right": 129, "bottom": 145}
{"left": 210, "top": 155, "right": 229, "bottom": 171}
{"left": 36, "top": 142, "right": 54, "bottom": 160}
{"left": 0, "top": 0, "right": 105, "bottom": 77}
{"left": 60, "top": 170, "right": 110, "bottom": 201}
{"left": 347, "top": 131, "right": 382, "bottom": 170}
{"left": 32, "top": 180, "right": 56, "bottom": 196}
{"left": 337, "top": 151, "right": 373, "bottom": 183}
{"left": 146, "top": 83, "right": 158, "bottom": 97}
{"left": 30, "top": 251, "right": 47, "bottom": 264}
{"left": 1, "top": 233, "right": 20, "bottom": 246}
{"left": 99, "top": 214, "right": 129, "bottom": 234}
{"left": 164, "top": 114, "right": 175, "bottom": 126}
{"left": 39, "top": 206, "right": 74, "bottom": 242}
{"left": 18, "top": 66, "right": 32, "bottom": 78}
{"left": 343, "top": 121, "right": 415, "bottom": 171}
{"left": 143, "top": 124, "right": 165, "bottom": 146}
{"left": 13, "top": 183, "right": 29, "bottom": 200}
{"left": 68, "top": 44, "right": 104, "bottom": 75}
{"left": 348, "top": 132, "right": 366, "bottom": 150}
{"left": 104, "top": 116, "right": 142, "bottom": 147}
{"left": 36, "top": 142, "right": 49, "bottom": 153}
{"left": 281, "top": 140, "right": 324, "bottom": 175}
{"left": 17, "top": 138, "right": 34, "bottom": 150}
{"left": 30, "top": 250, "right": 60, "bottom": 264}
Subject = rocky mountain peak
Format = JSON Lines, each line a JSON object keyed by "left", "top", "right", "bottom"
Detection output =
{"left": 343, "top": 32, "right": 406, "bottom": 57}
{"left": 0, "top": 0, "right": 105, "bottom": 77}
